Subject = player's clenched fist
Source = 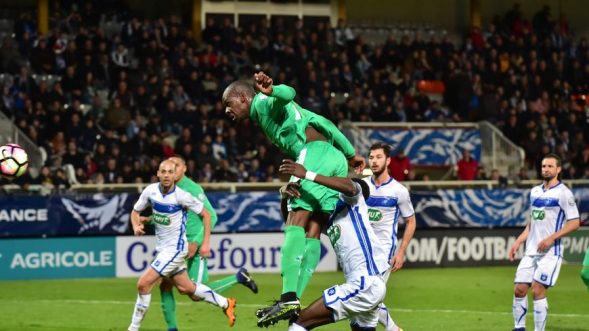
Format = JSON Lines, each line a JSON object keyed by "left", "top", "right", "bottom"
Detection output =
{"left": 254, "top": 71, "right": 273, "bottom": 95}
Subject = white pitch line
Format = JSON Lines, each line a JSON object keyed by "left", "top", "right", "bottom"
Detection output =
{"left": 0, "top": 299, "right": 587, "bottom": 318}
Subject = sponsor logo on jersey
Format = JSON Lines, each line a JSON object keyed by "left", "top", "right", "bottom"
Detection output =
{"left": 327, "top": 224, "right": 341, "bottom": 246}
{"left": 368, "top": 208, "right": 383, "bottom": 222}
{"left": 532, "top": 209, "right": 545, "bottom": 221}
{"left": 152, "top": 213, "right": 171, "bottom": 225}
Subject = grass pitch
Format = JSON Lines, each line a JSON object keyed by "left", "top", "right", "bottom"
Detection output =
{"left": 0, "top": 265, "right": 587, "bottom": 331}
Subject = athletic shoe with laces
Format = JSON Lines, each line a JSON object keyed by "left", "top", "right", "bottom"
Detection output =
{"left": 236, "top": 268, "right": 258, "bottom": 294}
{"left": 255, "top": 300, "right": 280, "bottom": 318}
{"left": 256, "top": 299, "right": 300, "bottom": 328}
{"left": 224, "top": 297, "right": 237, "bottom": 327}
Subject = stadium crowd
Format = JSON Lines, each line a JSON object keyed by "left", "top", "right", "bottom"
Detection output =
{"left": 0, "top": 2, "right": 588, "bottom": 187}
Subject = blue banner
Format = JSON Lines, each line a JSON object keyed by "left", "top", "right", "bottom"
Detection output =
{"left": 412, "top": 188, "right": 589, "bottom": 228}
{"left": 351, "top": 128, "right": 482, "bottom": 165}
{"left": 207, "top": 191, "right": 284, "bottom": 232}
{"left": 0, "top": 193, "right": 136, "bottom": 237}
{"left": 1, "top": 187, "right": 588, "bottom": 237}
{"left": 0, "top": 237, "right": 116, "bottom": 280}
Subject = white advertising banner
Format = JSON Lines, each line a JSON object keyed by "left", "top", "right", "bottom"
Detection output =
{"left": 116, "top": 233, "right": 337, "bottom": 277}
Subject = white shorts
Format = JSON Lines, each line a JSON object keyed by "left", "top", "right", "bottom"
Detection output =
{"left": 323, "top": 275, "right": 386, "bottom": 328}
{"left": 514, "top": 254, "right": 562, "bottom": 287}
{"left": 151, "top": 249, "right": 187, "bottom": 277}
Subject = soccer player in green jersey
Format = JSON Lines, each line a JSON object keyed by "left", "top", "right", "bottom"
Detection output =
{"left": 223, "top": 72, "right": 365, "bottom": 327}
{"left": 157, "top": 156, "right": 258, "bottom": 331}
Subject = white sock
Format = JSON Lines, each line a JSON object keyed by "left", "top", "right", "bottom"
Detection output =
{"left": 288, "top": 323, "right": 307, "bottom": 331}
{"left": 129, "top": 293, "right": 151, "bottom": 330}
{"left": 194, "top": 283, "right": 228, "bottom": 308}
{"left": 512, "top": 295, "right": 527, "bottom": 329}
{"left": 378, "top": 303, "right": 399, "bottom": 331}
{"left": 533, "top": 298, "right": 548, "bottom": 331}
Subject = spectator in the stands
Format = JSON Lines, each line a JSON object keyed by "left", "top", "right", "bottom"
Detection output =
{"left": 388, "top": 149, "right": 412, "bottom": 181}
{"left": 457, "top": 149, "right": 479, "bottom": 180}
{"left": 1, "top": 3, "right": 587, "bottom": 186}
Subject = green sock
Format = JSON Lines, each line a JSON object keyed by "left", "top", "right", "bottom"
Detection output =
{"left": 582, "top": 247, "right": 589, "bottom": 290}
{"left": 281, "top": 225, "right": 306, "bottom": 295}
{"left": 296, "top": 238, "right": 321, "bottom": 299}
{"left": 160, "top": 289, "right": 177, "bottom": 329}
{"left": 208, "top": 275, "right": 238, "bottom": 294}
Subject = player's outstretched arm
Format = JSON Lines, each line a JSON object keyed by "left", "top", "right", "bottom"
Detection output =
{"left": 279, "top": 159, "right": 357, "bottom": 196}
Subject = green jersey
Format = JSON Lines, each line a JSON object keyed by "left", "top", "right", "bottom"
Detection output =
{"left": 176, "top": 176, "right": 217, "bottom": 243}
{"left": 250, "top": 84, "right": 356, "bottom": 159}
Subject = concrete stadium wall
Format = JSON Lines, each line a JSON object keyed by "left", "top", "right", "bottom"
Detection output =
{"left": 346, "top": 0, "right": 589, "bottom": 35}
{"left": 346, "top": 0, "right": 469, "bottom": 32}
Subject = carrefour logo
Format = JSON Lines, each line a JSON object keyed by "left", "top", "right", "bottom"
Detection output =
{"left": 368, "top": 208, "right": 383, "bottom": 222}
{"left": 532, "top": 209, "right": 545, "bottom": 221}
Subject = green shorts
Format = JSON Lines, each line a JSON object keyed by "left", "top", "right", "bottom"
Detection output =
{"left": 287, "top": 141, "right": 348, "bottom": 214}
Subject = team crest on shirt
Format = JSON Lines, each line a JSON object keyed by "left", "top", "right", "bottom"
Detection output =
{"left": 326, "top": 224, "right": 341, "bottom": 246}
{"left": 368, "top": 208, "right": 383, "bottom": 222}
{"left": 531, "top": 209, "right": 545, "bottom": 221}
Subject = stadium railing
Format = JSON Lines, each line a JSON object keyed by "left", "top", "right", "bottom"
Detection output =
{"left": 3, "top": 179, "right": 589, "bottom": 195}
{"left": 341, "top": 121, "right": 525, "bottom": 178}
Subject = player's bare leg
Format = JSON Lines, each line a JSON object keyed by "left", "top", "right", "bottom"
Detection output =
{"left": 128, "top": 268, "right": 161, "bottom": 331}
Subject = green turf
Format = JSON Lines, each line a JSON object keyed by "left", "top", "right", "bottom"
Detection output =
{"left": 0, "top": 265, "right": 587, "bottom": 330}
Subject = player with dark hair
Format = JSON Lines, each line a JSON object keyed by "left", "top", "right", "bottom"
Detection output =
{"left": 279, "top": 159, "right": 388, "bottom": 331}
{"left": 223, "top": 72, "right": 365, "bottom": 326}
{"left": 508, "top": 153, "right": 580, "bottom": 331}
{"left": 363, "top": 142, "right": 415, "bottom": 331}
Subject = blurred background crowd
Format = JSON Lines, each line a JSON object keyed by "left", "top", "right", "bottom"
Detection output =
{"left": 1, "top": 1, "right": 588, "bottom": 187}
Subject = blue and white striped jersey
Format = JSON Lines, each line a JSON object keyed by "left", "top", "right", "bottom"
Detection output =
{"left": 527, "top": 182, "right": 579, "bottom": 256}
{"left": 363, "top": 177, "right": 414, "bottom": 260}
{"left": 326, "top": 182, "right": 389, "bottom": 280}
{"left": 133, "top": 183, "right": 204, "bottom": 253}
